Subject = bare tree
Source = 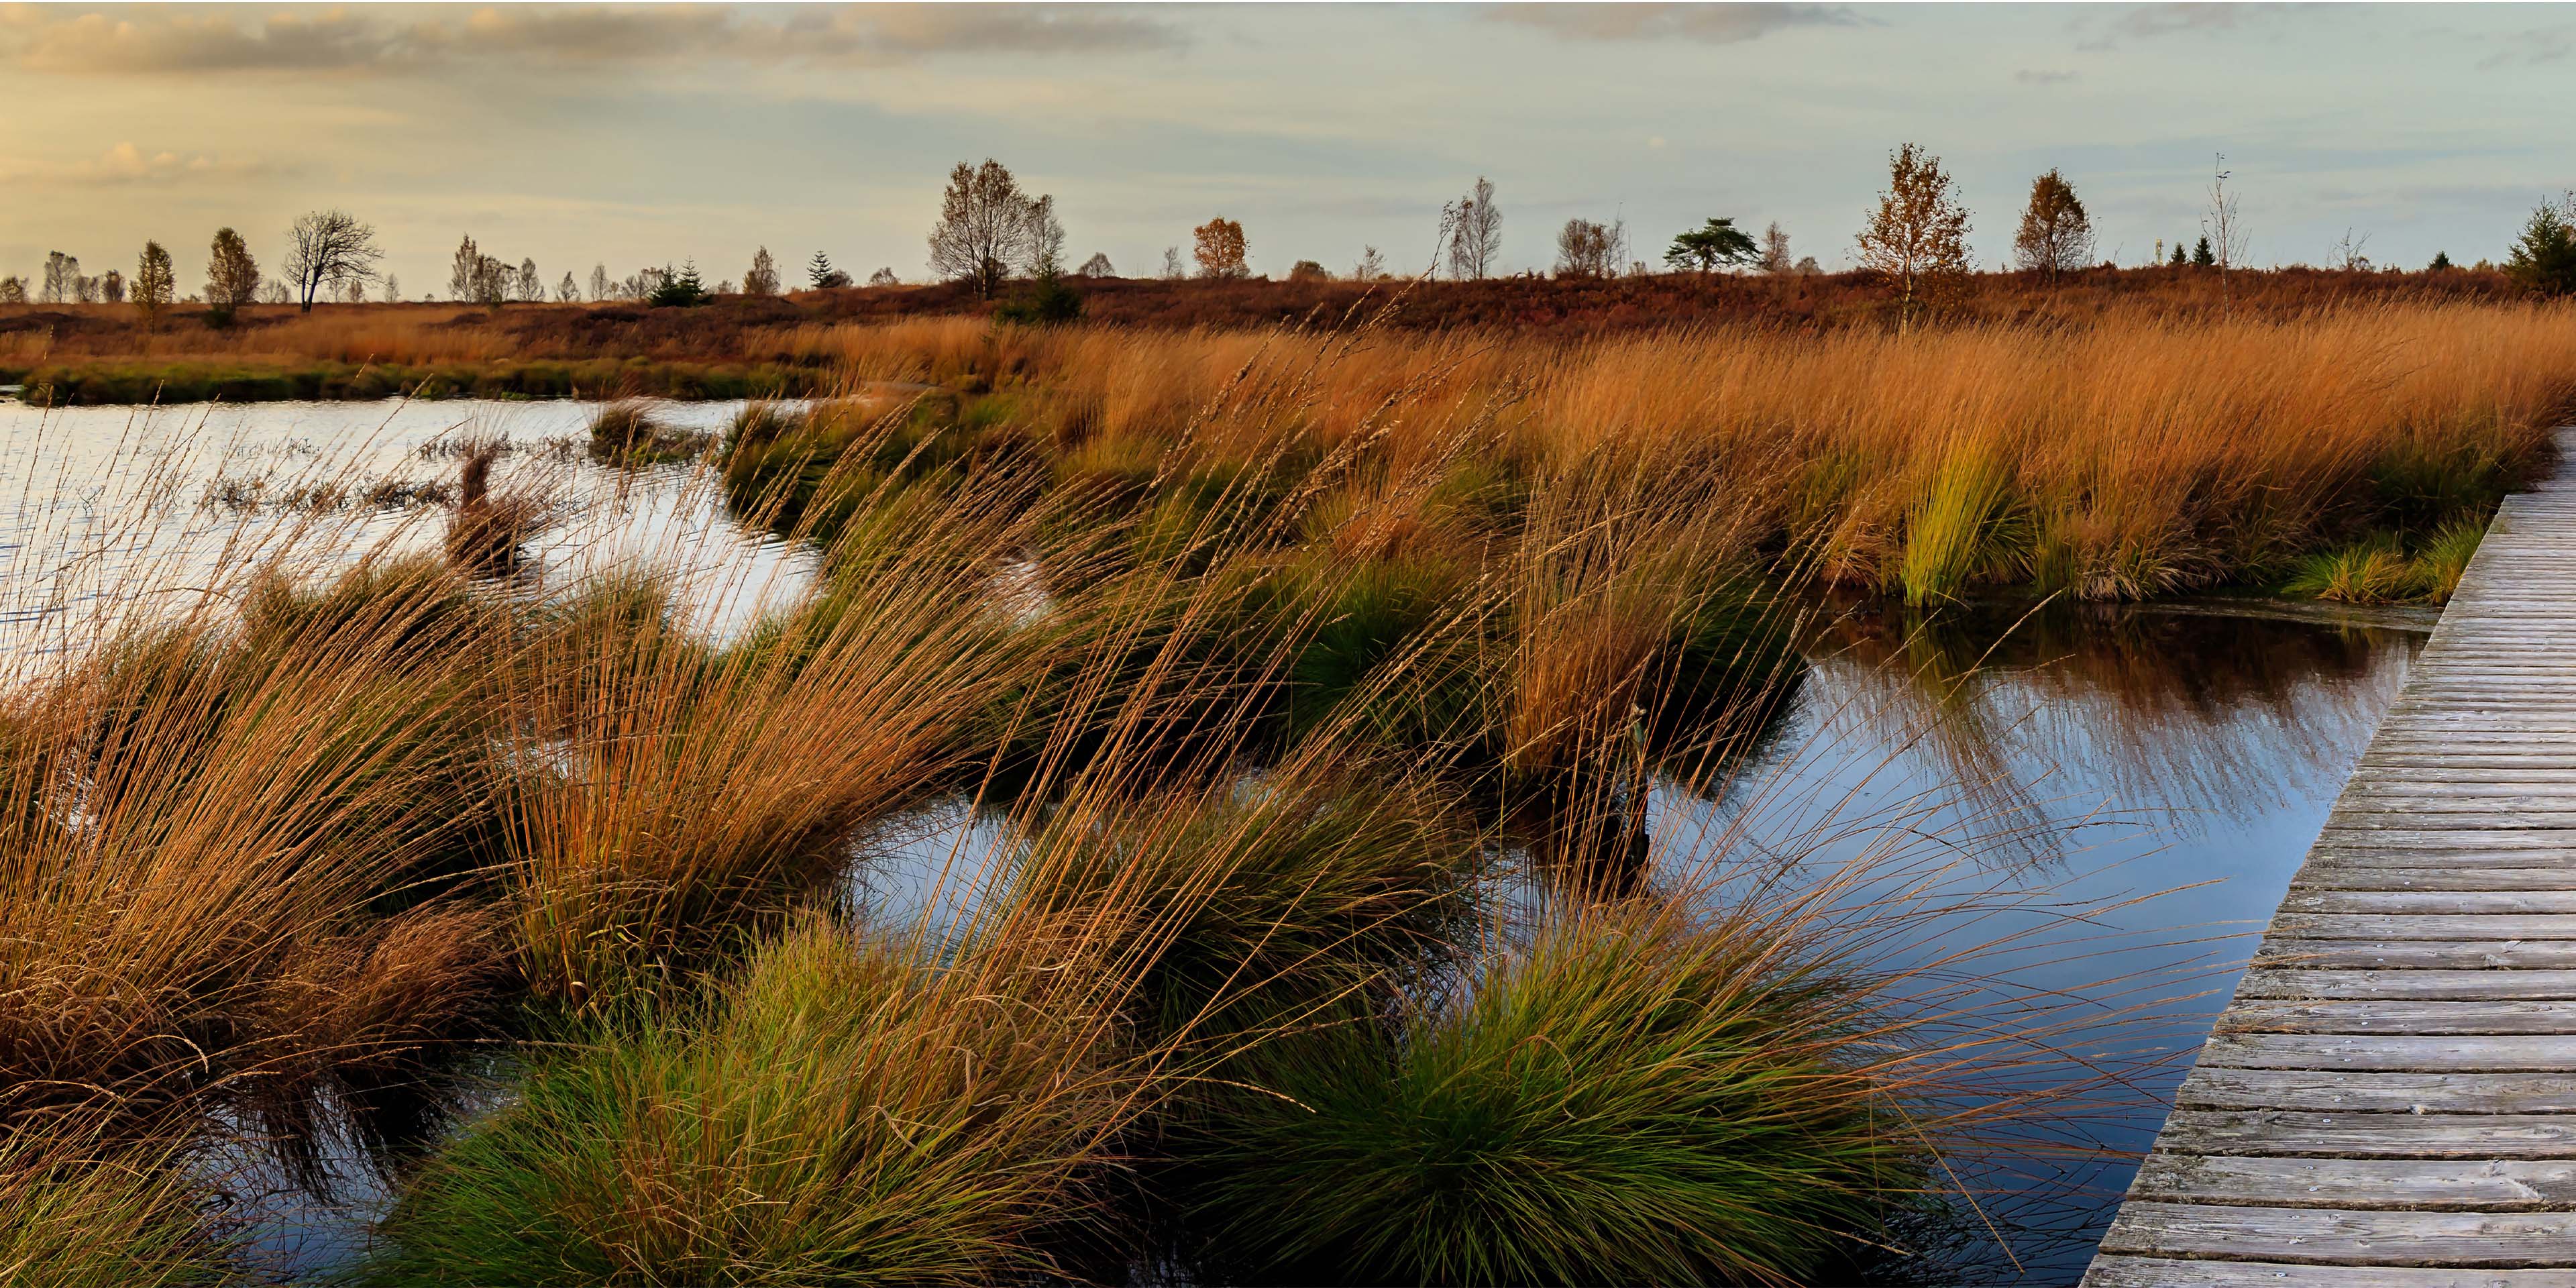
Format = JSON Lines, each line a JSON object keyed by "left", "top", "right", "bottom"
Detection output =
{"left": 449, "top": 236, "right": 483, "bottom": 302}
{"left": 38, "top": 252, "right": 76, "bottom": 305}
{"left": 1160, "top": 246, "right": 1185, "bottom": 280}
{"left": 1554, "top": 217, "right": 1627, "bottom": 278}
{"left": 2011, "top": 168, "right": 2095, "bottom": 283}
{"left": 867, "top": 267, "right": 899, "bottom": 287}
{"left": 515, "top": 258, "right": 542, "bottom": 303}
{"left": 342, "top": 277, "right": 368, "bottom": 305}
{"left": 1854, "top": 142, "right": 1972, "bottom": 335}
{"left": 260, "top": 280, "right": 292, "bottom": 305}
{"left": 207, "top": 227, "right": 261, "bottom": 313}
{"left": 589, "top": 263, "right": 611, "bottom": 301}
{"left": 1076, "top": 252, "right": 1115, "bottom": 278}
{"left": 382, "top": 274, "right": 401, "bottom": 303}
{"left": 1444, "top": 176, "right": 1502, "bottom": 280}
{"left": 2330, "top": 227, "right": 2373, "bottom": 272}
{"left": 2203, "top": 152, "right": 2246, "bottom": 294}
{"left": 0, "top": 278, "right": 23, "bottom": 305}
{"left": 284, "top": 210, "right": 383, "bottom": 313}
{"left": 743, "top": 246, "right": 780, "bottom": 296}
{"left": 1761, "top": 222, "right": 1793, "bottom": 274}
{"left": 133, "top": 241, "right": 174, "bottom": 323}
{"left": 557, "top": 272, "right": 580, "bottom": 303}
{"left": 1193, "top": 217, "right": 1249, "bottom": 279}
{"left": 1352, "top": 245, "right": 1387, "bottom": 280}
{"left": 926, "top": 159, "right": 1056, "bottom": 297}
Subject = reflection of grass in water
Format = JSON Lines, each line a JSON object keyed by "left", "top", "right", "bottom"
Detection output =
{"left": 1800, "top": 598, "right": 2412, "bottom": 853}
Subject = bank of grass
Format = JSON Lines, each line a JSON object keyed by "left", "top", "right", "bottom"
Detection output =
{"left": 2, "top": 356, "right": 828, "bottom": 405}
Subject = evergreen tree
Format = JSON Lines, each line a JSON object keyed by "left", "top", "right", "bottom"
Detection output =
{"left": 2504, "top": 197, "right": 2576, "bottom": 297}
{"left": 2430, "top": 250, "right": 2453, "bottom": 271}
{"left": 2169, "top": 241, "right": 2186, "bottom": 267}
{"left": 2191, "top": 236, "right": 2215, "bottom": 267}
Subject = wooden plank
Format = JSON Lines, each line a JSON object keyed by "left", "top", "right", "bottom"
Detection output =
{"left": 2257, "top": 942, "right": 2576, "bottom": 970}
{"left": 2098, "top": 1201, "right": 2576, "bottom": 1265}
{"left": 2179, "top": 1067, "right": 2576, "bottom": 1113}
{"left": 2220, "top": 1000, "right": 2576, "bottom": 1035}
{"left": 2086, "top": 1257, "right": 2576, "bottom": 1286}
{"left": 2269, "top": 915, "right": 2576, "bottom": 941}
{"left": 2280, "top": 891, "right": 2576, "bottom": 915}
{"left": 2286, "top": 867, "right": 2576, "bottom": 892}
{"left": 2237, "top": 970, "right": 2576, "bottom": 1001}
{"left": 2128, "top": 1153, "right": 2576, "bottom": 1209}
{"left": 2200, "top": 1034, "right": 2576, "bottom": 1072}
{"left": 2153, "top": 1111, "right": 2576, "bottom": 1158}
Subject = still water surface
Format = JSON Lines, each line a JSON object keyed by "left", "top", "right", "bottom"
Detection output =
{"left": 0, "top": 398, "right": 2423, "bottom": 1283}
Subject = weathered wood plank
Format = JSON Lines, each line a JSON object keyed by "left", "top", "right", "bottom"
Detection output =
{"left": 2221, "top": 999, "right": 2576, "bottom": 1034}
{"left": 2269, "top": 914, "right": 2576, "bottom": 941}
{"left": 2287, "top": 867, "right": 2576, "bottom": 892}
{"left": 2178, "top": 1067, "right": 2576, "bottom": 1113}
{"left": 2098, "top": 1201, "right": 2576, "bottom": 1266}
{"left": 2084, "top": 1255, "right": 2576, "bottom": 1286}
{"left": 2154, "top": 1111, "right": 2576, "bottom": 1157}
{"left": 2200, "top": 1033, "right": 2576, "bottom": 1072}
{"left": 2257, "top": 941, "right": 2576, "bottom": 970}
{"left": 2237, "top": 970, "right": 2576, "bottom": 1001}
{"left": 2129, "top": 1154, "right": 2576, "bottom": 1209}
{"left": 2281, "top": 891, "right": 2576, "bottom": 915}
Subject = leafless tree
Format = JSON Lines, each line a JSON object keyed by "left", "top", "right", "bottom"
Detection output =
{"left": 99, "top": 269, "right": 125, "bottom": 304}
{"left": 449, "top": 236, "right": 483, "bottom": 302}
{"left": 926, "top": 159, "right": 1056, "bottom": 297}
{"left": 0, "top": 278, "right": 24, "bottom": 305}
{"left": 133, "top": 241, "right": 174, "bottom": 323}
{"left": 382, "top": 274, "right": 400, "bottom": 303}
{"left": 1444, "top": 176, "right": 1502, "bottom": 280}
{"left": 260, "top": 280, "right": 292, "bottom": 305}
{"left": 38, "top": 252, "right": 76, "bottom": 305}
{"left": 557, "top": 272, "right": 579, "bottom": 303}
{"left": 284, "top": 210, "right": 384, "bottom": 313}
{"left": 867, "top": 267, "right": 899, "bottom": 287}
{"left": 1761, "top": 222, "right": 1793, "bottom": 274}
{"left": 342, "top": 277, "right": 368, "bottom": 305}
{"left": 743, "top": 246, "right": 781, "bottom": 296}
{"left": 206, "top": 228, "right": 261, "bottom": 313}
{"left": 515, "top": 258, "right": 542, "bottom": 303}
{"left": 1161, "top": 246, "right": 1185, "bottom": 280}
{"left": 1854, "top": 142, "right": 1973, "bottom": 335}
{"left": 1076, "top": 252, "right": 1115, "bottom": 278}
{"left": 1553, "top": 217, "right": 1627, "bottom": 278}
{"left": 2203, "top": 152, "right": 2246, "bottom": 292}
{"left": 588, "top": 264, "right": 611, "bottom": 301}
{"left": 1352, "top": 245, "right": 1387, "bottom": 280}
{"left": 74, "top": 273, "right": 100, "bottom": 304}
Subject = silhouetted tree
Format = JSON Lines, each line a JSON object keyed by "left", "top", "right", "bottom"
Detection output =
{"left": 1287, "top": 259, "right": 1331, "bottom": 281}
{"left": 1557, "top": 217, "right": 1628, "bottom": 278}
{"left": 1161, "top": 246, "right": 1185, "bottom": 280}
{"left": 589, "top": 263, "right": 612, "bottom": 301}
{"left": 1760, "top": 222, "right": 1793, "bottom": 274}
{"left": 928, "top": 158, "right": 1056, "bottom": 297}
{"left": 1663, "top": 217, "right": 1757, "bottom": 272}
{"left": 557, "top": 272, "right": 579, "bottom": 302}
{"left": 743, "top": 246, "right": 780, "bottom": 296}
{"left": 2506, "top": 194, "right": 2576, "bottom": 297}
{"left": 283, "top": 209, "right": 383, "bottom": 312}
{"left": 1352, "top": 245, "right": 1387, "bottom": 280}
{"left": 99, "top": 270, "right": 125, "bottom": 304}
{"left": 1444, "top": 176, "right": 1501, "bottom": 280}
{"left": 1077, "top": 252, "right": 1115, "bottom": 278}
{"left": 133, "top": 241, "right": 174, "bottom": 323}
{"left": 866, "top": 267, "right": 898, "bottom": 287}
{"left": 206, "top": 228, "right": 261, "bottom": 315}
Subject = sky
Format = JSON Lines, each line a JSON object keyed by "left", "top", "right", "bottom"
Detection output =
{"left": 2, "top": 1, "right": 2571, "bottom": 298}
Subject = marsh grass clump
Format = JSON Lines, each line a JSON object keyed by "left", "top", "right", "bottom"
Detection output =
{"left": 0, "top": 1115, "right": 237, "bottom": 1288}
{"left": 443, "top": 440, "right": 545, "bottom": 576}
{"left": 1179, "top": 906, "right": 1930, "bottom": 1287}
{"left": 361, "top": 918, "right": 1133, "bottom": 1287}
{"left": 584, "top": 399, "right": 712, "bottom": 466}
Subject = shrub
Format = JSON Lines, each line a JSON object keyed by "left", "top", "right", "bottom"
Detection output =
{"left": 362, "top": 920, "right": 1128, "bottom": 1287}
{"left": 1179, "top": 908, "right": 1929, "bottom": 1286}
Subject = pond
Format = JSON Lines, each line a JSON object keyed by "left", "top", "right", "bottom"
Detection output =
{"left": 0, "top": 398, "right": 2424, "bottom": 1283}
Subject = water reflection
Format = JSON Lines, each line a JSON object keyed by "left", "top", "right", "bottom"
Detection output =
{"left": 1641, "top": 598, "right": 2421, "bottom": 1282}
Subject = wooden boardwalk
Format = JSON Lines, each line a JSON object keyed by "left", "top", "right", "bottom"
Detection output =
{"left": 2086, "top": 429, "right": 2576, "bottom": 1286}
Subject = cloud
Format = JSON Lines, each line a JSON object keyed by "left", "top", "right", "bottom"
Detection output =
{"left": 0, "top": 3, "right": 1185, "bottom": 75}
{"left": 0, "top": 140, "right": 278, "bottom": 186}
{"left": 2014, "top": 68, "right": 2080, "bottom": 85}
{"left": 2073, "top": 3, "right": 2290, "bottom": 51}
{"left": 1483, "top": 3, "right": 1857, "bottom": 45}
{"left": 2476, "top": 25, "right": 2575, "bottom": 69}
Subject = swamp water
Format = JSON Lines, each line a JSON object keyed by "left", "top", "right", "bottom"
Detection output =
{"left": 0, "top": 398, "right": 2425, "bottom": 1284}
